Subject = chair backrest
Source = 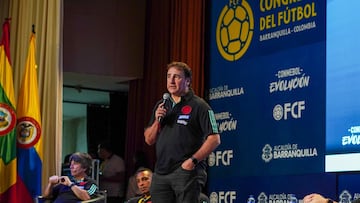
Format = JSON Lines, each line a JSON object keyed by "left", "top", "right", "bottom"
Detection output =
{"left": 61, "top": 163, "right": 71, "bottom": 176}
{"left": 81, "top": 190, "right": 107, "bottom": 203}
{"left": 90, "top": 159, "right": 100, "bottom": 186}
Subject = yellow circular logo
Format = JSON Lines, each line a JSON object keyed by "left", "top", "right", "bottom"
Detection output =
{"left": 216, "top": 1, "right": 254, "bottom": 61}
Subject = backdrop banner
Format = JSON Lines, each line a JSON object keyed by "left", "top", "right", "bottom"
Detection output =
{"left": 338, "top": 174, "right": 360, "bottom": 202}
{"left": 207, "top": 0, "right": 327, "bottom": 201}
{"left": 207, "top": 173, "right": 336, "bottom": 203}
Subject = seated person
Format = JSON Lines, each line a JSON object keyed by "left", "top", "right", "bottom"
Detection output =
{"left": 127, "top": 168, "right": 152, "bottom": 203}
{"left": 42, "top": 152, "right": 98, "bottom": 203}
{"left": 303, "top": 193, "right": 335, "bottom": 203}
{"left": 303, "top": 193, "right": 360, "bottom": 203}
{"left": 126, "top": 168, "right": 210, "bottom": 203}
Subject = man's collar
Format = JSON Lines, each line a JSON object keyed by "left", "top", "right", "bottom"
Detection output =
{"left": 182, "top": 88, "right": 194, "bottom": 101}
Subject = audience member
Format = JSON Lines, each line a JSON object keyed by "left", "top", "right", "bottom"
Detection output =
{"left": 304, "top": 193, "right": 360, "bottom": 203}
{"left": 304, "top": 193, "right": 338, "bottom": 203}
{"left": 126, "top": 168, "right": 153, "bottom": 203}
{"left": 126, "top": 150, "right": 150, "bottom": 200}
{"left": 126, "top": 167, "right": 210, "bottom": 203}
{"left": 97, "top": 141, "right": 126, "bottom": 203}
{"left": 42, "top": 152, "right": 98, "bottom": 202}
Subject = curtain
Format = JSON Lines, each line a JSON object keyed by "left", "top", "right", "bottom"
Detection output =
{"left": 170, "top": 0, "right": 206, "bottom": 96}
{"left": 125, "top": 0, "right": 206, "bottom": 177}
{"left": 109, "top": 92, "right": 128, "bottom": 158}
{"left": 1, "top": 0, "right": 62, "bottom": 189}
{"left": 87, "top": 93, "right": 128, "bottom": 159}
{"left": 87, "top": 104, "right": 111, "bottom": 157}
{"left": 0, "top": 1, "right": 10, "bottom": 22}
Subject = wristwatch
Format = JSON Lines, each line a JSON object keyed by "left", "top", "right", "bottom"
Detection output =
{"left": 69, "top": 183, "right": 76, "bottom": 188}
{"left": 190, "top": 156, "right": 198, "bottom": 165}
{"left": 327, "top": 199, "right": 334, "bottom": 203}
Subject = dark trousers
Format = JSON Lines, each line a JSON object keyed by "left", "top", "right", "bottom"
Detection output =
{"left": 150, "top": 166, "right": 207, "bottom": 203}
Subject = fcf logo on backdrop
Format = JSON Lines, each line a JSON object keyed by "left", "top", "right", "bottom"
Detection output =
{"left": 210, "top": 191, "right": 237, "bottom": 203}
{"left": 216, "top": 0, "right": 254, "bottom": 61}
{"left": 208, "top": 150, "right": 234, "bottom": 167}
{"left": 273, "top": 100, "right": 306, "bottom": 121}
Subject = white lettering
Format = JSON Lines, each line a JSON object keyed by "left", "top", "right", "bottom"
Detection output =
{"left": 215, "top": 112, "right": 231, "bottom": 120}
{"left": 342, "top": 135, "right": 360, "bottom": 145}
{"left": 219, "top": 191, "right": 237, "bottom": 203}
{"left": 209, "top": 87, "right": 244, "bottom": 100}
{"left": 269, "top": 75, "right": 310, "bottom": 93}
{"left": 273, "top": 148, "right": 318, "bottom": 159}
{"left": 215, "top": 150, "right": 233, "bottom": 166}
{"left": 281, "top": 101, "right": 305, "bottom": 120}
{"left": 350, "top": 126, "right": 360, "bottom": 134}
{"left": 218, "top": 119, "right": 238, "bottom": 133}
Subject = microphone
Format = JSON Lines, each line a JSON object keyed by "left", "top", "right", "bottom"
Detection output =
{"left": 158, "top": 93, "right": 170, "bottom": 122}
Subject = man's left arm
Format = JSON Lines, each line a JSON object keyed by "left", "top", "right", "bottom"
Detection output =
{"left": 69, "top": 183, "right": 92, "bottom": 200}
{"left": 182, "top": 134, "right": 221, "bottom": 170}
{"left": 61, "top": 176, "right": 97, "bottom": 201}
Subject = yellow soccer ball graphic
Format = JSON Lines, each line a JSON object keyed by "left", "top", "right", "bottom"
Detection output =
{"left": 216, "top": 1, "right": 254, "bottom": 61}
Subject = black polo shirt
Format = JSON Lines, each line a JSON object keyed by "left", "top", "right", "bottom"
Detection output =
{"left": 148, "top": 90, "right": 219, "bottom": 175}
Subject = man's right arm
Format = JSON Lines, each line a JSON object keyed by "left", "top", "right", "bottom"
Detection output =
{"left": 145, "top": 101, "right": 166, "bottom": 145}
{"left": 144, "top": 121, "right": 160, "bottom": 145}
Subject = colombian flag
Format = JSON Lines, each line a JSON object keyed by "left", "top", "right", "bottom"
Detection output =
{"left": 16, "top": 30, "right": 42, "bottom": 202}
{"left": 0, "top": 19, "right": 18, "bottom": 203}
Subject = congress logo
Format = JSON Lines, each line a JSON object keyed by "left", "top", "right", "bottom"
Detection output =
{"left": 0, "top": 103, "right": 16, "bottom": 136}
{"left": 16, "top": 117, "right": 41, "bottom": 148}
{"left": 216, "top": 0, "right": 254, "bottom": 61}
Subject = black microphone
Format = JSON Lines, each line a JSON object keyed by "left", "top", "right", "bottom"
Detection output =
{"left": 158, "top": 93, "right": 170, "bottom": 122}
